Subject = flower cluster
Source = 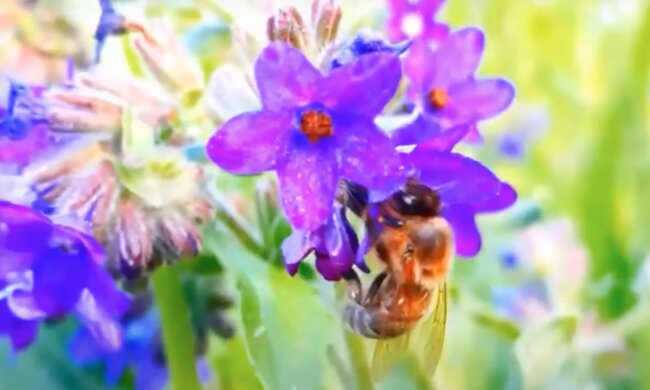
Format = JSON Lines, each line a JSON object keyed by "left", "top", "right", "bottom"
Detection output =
{"left": 207, "top": 0, "right": 517, "bottom": 279}
{"left": 0, "top": 0, "right": 222, "bottom": 377}
{"left": 1, "top": 0, "right": 518, "bottom": 383}
{"left": 0, "top": 200, "right": 129, "bottom": 351}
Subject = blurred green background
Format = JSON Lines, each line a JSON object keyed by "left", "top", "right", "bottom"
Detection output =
{"left": 1, "top": 0, "right": 650, "bottom": 389}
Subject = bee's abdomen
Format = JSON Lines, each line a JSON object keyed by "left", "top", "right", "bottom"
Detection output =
{"left": 343, "top": 304, "right": 381, "bottom": 339}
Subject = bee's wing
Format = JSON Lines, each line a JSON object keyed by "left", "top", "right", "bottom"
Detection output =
{"left": 419, "top": 281, "right": 448, "bottom": 375}
{"left": 370, "top": 331, "right": 412, "bottom": 381}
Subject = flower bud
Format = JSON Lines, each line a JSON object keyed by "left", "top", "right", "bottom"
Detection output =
{"left": 266, "top": 7, "right": 310, "bottom": 51}
{"left": 311, "top": 0, "right": 341, "bottom": 49}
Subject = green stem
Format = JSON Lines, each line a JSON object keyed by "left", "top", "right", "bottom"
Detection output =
{"left": 151, "top": 266, "right": 202, "bottom": 390}
{"left": 345, "top": 332, "right": 374, "bottom": 390}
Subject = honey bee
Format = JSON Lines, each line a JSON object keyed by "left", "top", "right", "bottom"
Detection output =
{"left": 341, "top": 179, "right": 454, "bottom": 378}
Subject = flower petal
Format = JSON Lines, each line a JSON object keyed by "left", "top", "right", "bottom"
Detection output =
{"left": 207, "top": 111, "right": 291, "bottom": 174}
{"left": 0, "top": 250, "right": 34, "bottom": 280}
{"left": 422, "top": 27, "right": 485, "bottom": 90}
{"left": 414, "top": 123, "right": 470, "bottom": 152}
{"left": 340, "top": 121, "right": 404, "bottom": 192}
{"left": 0, "top": 201, "right": 52, "bottom": 254}
{"left": 9, "top": 318, "right": 38, "bottom": 351}
{"left": 85, "top": 264, "right": 131, "bottom": 318}
{"left": 442, "top": 205, "right": 481, "bottom": 257}
{"left": 255, "top": 42, "right": 323, "bottom": 111}
{"left": 31, "top": 238, "right": 90, "bottom": 316}
{"left": 280, "top": 230, "right": 314, "bottom": 276}
{"left": 464, "top": 123, "right": 483, "bottom": 143}
{"left": 319, "top": 52, "right": 402, "bottom": 116}
{"left": 316, "top": 206, "right": 358, "bottom": 280}
{"left": 390, "top": 113, "right": 442, "bottom": 147}
{"left": 446, "top": 78, "right": 515, "bottom": 122}
{"left": 315, "top": 255, "right": 350, "bottom": 281}
{"left": 136, "top": 358, "right": 170, "bottom": 390}
{"left": 105, "top": 354, "right": 130, "bottom": 386}
{"left": 69, "top": 328, "right": 105, "bottom": 364}
{"left": 474, "top": 183, "right": 517, "bottom": 212}
{"left": 277, "top": 148, "right": 338, "bottom": 230}
{"left": 411, "top": 151, "right": 504, "bottom": 207}
{"left": 75, "top": 290, "right": 124, "bottom": 351}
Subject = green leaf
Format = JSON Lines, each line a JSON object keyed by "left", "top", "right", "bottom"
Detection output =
{"left": 212, "top": 336, "right": 264, "bottom": 390}
{"left": 472, "top": 311, "right": 521, "bottom": 341}
{"left": 120, "top": 35, "right": 145, "bottom": 78}
{"left": 514, "top": 316, "right": 577, "bottom": 389}
{"left": 205, "top": 228, "right": 337, "bottom": 390}
{"left": 180, "top": 252, "right": 224, "bottom": 275}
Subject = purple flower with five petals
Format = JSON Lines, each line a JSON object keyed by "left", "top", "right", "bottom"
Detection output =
{"left": 207, "top": 42, "right": 404, "bottom": 230}
{"left": 280, "top": 203, "right": 364, "bottom": 281}
{"left": 405, "top": 28, "right": 515, "bottom": 140}
{"left": 0, "top": 201, "right": 130, "bottom": 351}
{"left": 386, "top": 0, "right": 449, "bottom": 42}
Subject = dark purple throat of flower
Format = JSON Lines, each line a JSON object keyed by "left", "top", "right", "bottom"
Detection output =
{"left": 428, "top": 88, "right": 448, "bottom": 110}
{"left": 300, "top": 110, "right": 333, "bottom": 143}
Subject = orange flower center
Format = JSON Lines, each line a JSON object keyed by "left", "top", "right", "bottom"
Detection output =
{"left": 428, "top": 88, "right": 448, "bottom": 109}
{"left": 300, "top": 110, "right": 333, "bottom": 143}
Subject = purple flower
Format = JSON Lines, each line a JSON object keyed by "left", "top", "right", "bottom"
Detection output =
{"left": 372, "top": 121, "right": 516, "bottom": 257}
{"left": 281, "top": 204, "right": 363, "bottom": 281}
{"left": 207, "top": 42, "right": 404, "bottom": 230}
{"left": 0, "top": 82, "right": 48, "bottom": 166}
{"left": 405, "top": 28, "right": 515, "bottom": 136}
{"left": 94, "top": 0, "right": 140, "bottom": 64}
{"left": 329, "top": 31, "right": 411, "bottom": 69}
{"left": 495, "top": 106, "right": 549, "bottom": 160}
{"left": 407, "top": 153, "right": 516, "bottom": 256}
{"left": 70, "top": 311, "right": 210, "bottom": 390}
{"left": 0, "top": 201, "right": 130, "bottom": 351}
{"left": 386, "top": 0, "right": 449, "bottom": 42}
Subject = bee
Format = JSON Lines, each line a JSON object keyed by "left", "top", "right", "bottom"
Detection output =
{"left": 340, "top": 179, "right": 454, "bottom": 378}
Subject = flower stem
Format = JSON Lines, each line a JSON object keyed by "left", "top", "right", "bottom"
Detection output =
{"left": 151, "top": 265, "right": 202, "bottom": 390}
{"left": 345, "top": 332, "right": 373, "bottom": 390}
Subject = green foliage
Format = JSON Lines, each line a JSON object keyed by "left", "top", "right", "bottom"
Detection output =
{"left": 205, "top": 228, "right": 338, "bottom": 390}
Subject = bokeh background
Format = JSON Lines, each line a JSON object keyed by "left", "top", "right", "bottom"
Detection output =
{"left": 1, "top": 0, "right": 649, "bottom": 389}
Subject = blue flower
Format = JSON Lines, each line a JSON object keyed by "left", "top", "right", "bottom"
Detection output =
{"left": 492, "top": 281, "right": 549, "bottom": 321}
{"left": 329, "top": 31, "right": 411, "bottom": 69}
{"left": 0, "top": 81, "right": 48, "bottom": 166}
{"left": 0, "top": 200, "right": 130, "bottom": 351}
{"left": 70, "top": 310, "right": 210, "bottom": 390}
{"left": 94, "top": 0, "right": 136, "bottom": 64}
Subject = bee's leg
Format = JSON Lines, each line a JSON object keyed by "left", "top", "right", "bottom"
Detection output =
{"left": 338, "top": 180, "right": 368, "bottom": 217}
{"left": 363, "top": 271, "right": 388, "bottom": 305}
{"left": 342, "top": 269, "right": 363, "bottom": 303}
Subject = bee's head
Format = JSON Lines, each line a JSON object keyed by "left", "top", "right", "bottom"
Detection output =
{"left": 390, "top": 181, "right": 440, "bottom": 218}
